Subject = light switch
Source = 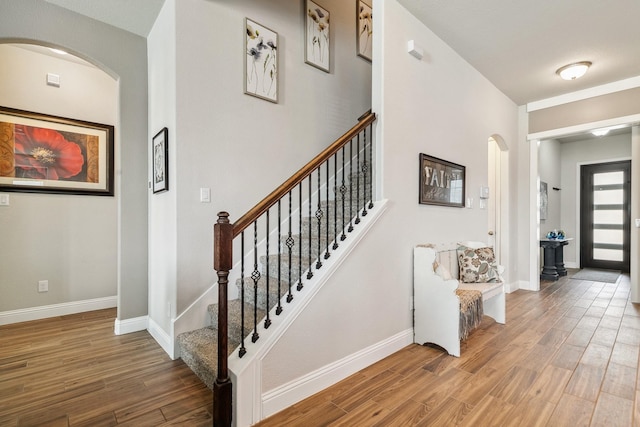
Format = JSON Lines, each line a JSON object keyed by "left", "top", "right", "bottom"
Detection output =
{"left": 635, "top": 219, "right": 640, "bottom": 228}
{"left": 0, "top": 194, "right": 9, "bottom": 206}
{"left": 200, "top": 188, "right": 211, "bottom": 203}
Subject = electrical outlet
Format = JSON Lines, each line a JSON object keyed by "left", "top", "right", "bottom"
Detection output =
{"left": 38, "top": 280, "right": 48, "bottom": 293}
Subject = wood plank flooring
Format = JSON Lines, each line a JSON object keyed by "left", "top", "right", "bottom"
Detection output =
{"left": 0, "top": 309, "right": 213, "bottom": 426}
{"left": 256, "top": 271, "right": 640, "bottom": 427}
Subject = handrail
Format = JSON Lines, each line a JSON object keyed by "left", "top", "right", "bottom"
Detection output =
{"left": 213, "top": 110, "right": 375, "bottom": 426}
{"left": 232, "top": 111, "right": 375, "bottom": 237}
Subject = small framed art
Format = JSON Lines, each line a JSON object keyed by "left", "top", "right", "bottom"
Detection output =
{"left": 152, "top": 127, "right": 168, "bottom": 194}
{"left": 245, "top": 18, "right": 279, "bottom": 103}
{"left": 419, "top": 153, "right": 465, "bottom": 207}
{"left": 305, "top": 0, "right": 330, "bottom": 72}
{"left": 357, "top": 0, "right": 372, "bottom": 61}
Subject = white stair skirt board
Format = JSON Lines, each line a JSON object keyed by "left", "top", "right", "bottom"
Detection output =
{"left": 0, "top": 296, "right": 117, "bottom": 326}
{"left": 262, "top": 329, "right": 413, "bottom": 419}
{"left": 229, "top": 200, "right": 389, "bottom": 427}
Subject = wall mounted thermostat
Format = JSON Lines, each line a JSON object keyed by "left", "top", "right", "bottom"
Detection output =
{"left": 479, "top": 186, "right": 490, "bottom": 200}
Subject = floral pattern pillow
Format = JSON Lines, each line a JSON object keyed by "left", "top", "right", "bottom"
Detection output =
{"left": 457, "top": 245, "right": 500, "bottom": 283}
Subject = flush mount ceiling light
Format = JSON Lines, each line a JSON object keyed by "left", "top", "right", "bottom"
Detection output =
{"left": 49, "top": 48, "right": 68, "bottom": 55}
{"left": 556, "top": 61, "right": 592, "bottom": 80}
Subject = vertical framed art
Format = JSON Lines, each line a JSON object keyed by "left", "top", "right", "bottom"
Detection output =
{"left": 305, "top": 0, "right": 330, "bottom": 72}
{"left": 245, "top": 18, "right": 279, "bottom": 103}
{"left": 357, "top": 0, "right": 372, "bottom": 61}
{"left": 152, "top": 127, "right": 168, "bottom": 194}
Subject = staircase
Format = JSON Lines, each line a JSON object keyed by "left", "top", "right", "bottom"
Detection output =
{"left": 177, "top": 185, "right": 370, "bottom": 389}
{"left": 176, "top": 112, "right": 376, "bottom": 425}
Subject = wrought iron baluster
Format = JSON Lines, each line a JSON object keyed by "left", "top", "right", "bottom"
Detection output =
{"left": 355, "top": 133, "right": 361, "bottom": 224}
{"left": 307, "top": 176, "right": 314, "bottom": 279}
{"left": 340, "top": 146, "right": 347, "bottom": 241}
{"left": 315, "top": 168, "right": 323, "bottom": 269}
{"left": 276, "top": 201, "right": 283, "bottom": 315}
{"left": 264, "top": 210, "right": 271, "bottom": 329}
{"left": 286, "top": 190, "right": 294, "bottom": 303}
{"left": 251, "top": 222, "right": 260, "bottom": 343}
{"left": 297, "top": 182, "right": 303, "bottom": 291}
{"left": 362, "top": 127, "right": 369, "bottom": 217}
{"left": 239, "top": 232, "right": 246, "bottom": 358}
{"left": 348, "top": 138, "right": 354, "bottom": 233}
{"left": 333, "top": 153, "right": 339, "bottom": 250}
{"left": 324, "top": 160, "right": 330, "bottom": 259}
{"left": 368, "top": 123, "right": 374, "bottom": 210}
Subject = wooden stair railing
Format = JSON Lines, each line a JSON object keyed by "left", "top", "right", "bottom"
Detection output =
{"left": 213, "top": 111, "right": 376, "bottom": 426}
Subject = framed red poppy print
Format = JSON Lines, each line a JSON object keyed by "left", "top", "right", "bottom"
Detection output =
{"left": 0, "top": 106, "right": 114, "bottom": 196}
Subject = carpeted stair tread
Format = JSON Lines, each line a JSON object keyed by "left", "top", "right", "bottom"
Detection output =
{"left": 177, "top": 327, "right": 236, "bottom": 389}
{"left": 208, "top": 299, "right": 267, "bottom": 341}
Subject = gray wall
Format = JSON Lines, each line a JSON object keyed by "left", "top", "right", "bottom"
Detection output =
{"left": 0, "top": 45, "right": 117, "bottom": 312}
{"left": 539, "top": 139, "right": 562, "bottom": 235}
{"left": 0, "top": 0, "right": 149, "bottom": 321}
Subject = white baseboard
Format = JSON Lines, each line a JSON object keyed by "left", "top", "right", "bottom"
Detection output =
{"left": 0, "top": 296, "right": 117, "bottom": 326}
{"left": 504, "top": 281, "right": 520, "bottom": 293}
{"left": 148, "top": 317, "right": 175, "bottom": 358}
{"left": 261, "top": 328, "right": 413, "bottom": 419}
{"left": 565, "top": 262, "right": 579, "bottom": 269}
{"left": 114, "top": 315, "right": 148, "bottom": 335}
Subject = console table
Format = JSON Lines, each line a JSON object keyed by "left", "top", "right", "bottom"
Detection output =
{"left": 540, "top": 238, "right": 572, "bottom": 281}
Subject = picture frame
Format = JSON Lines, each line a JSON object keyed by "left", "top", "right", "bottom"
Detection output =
{"left": 419, "top": 153, "right": 465, "bottom": 207}
{"left": 0, "top": 106, "right": 114, "bottom": 196}
{"left": 540, "top": 181, "right": 548, "bottom": 220}
{"left": 305, "top": 0, "right": 330, "bottom": 72}
{"left": 357, "top": 0, "right": 372, "bottom": 62}
{"left": 152, "top": 127, "right": 168, "bottom": 194}
{"left": 245, "top": 18, "right": 279, "bottom": 103}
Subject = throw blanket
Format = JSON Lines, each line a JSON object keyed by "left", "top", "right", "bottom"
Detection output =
{"left": 456, "top": 289, "right": 483, "bottom": 340}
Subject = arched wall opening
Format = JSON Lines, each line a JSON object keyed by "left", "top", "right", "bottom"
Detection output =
{"left": 488, "top": 134, "right": 511, "bottom": 287}
{"left": 0, "top": 42, "right": 119, "bottom": 322}
{"left": 0, "top": 1, "right": 149, "bottom": 327}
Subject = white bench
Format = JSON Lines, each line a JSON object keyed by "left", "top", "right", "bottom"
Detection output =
{"left": 413, "top": 242, "right": 505, "bottom": 357}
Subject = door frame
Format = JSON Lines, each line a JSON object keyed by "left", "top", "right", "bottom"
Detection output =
{"left": 579, "top": 159, "right": 631, "bottom": 271}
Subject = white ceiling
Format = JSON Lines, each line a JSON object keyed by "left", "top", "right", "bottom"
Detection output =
{"left": 44, "top": 0, "right": 640, "bottom": 107}
{"left": 398, "top": 0, "right": 640, "bottom": 105}
{"left": 43, "top": 0, "right": 165, "bottom": 38}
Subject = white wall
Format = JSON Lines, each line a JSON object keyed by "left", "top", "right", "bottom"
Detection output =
{"left": 538, "top": 138, "right": 561, "bottom": 235}
{"left": 148, "top": 0, "right": 177, "bottom": 337}
{"left": 261, "top": 0, "right": 518, "bottom": 392}
{"left": 0, "top": 44, "right": 117, "bottom": 312}
{"left": 559, "top": 133, "right": 631, "bottom": 266}
{"left": 152, "top": 0, "right": 373, "bottom": 321}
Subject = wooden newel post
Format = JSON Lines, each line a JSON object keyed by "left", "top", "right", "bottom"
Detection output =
{"left": 214, "top": 211, "right": 233, "bottom": 426}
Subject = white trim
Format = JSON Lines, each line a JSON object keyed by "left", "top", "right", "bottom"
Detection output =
{"left": 504, "top": 281, "right": 520, "bottom": 293}
{"left": 527, "top": 114, "right": 640, "bottom": 141}
{"left": 527, "top": 76, "right": 640, "bottom": 112}
{"left": 517, "top": 280, "right": 535, "bottom": 291}
{"left": 114, "top": 315, "right": 148, "bottom": 335}
{"left": 148, "top": 317, "right": 174, "bottom": 357}
{"left": 0, "top": 296, "right": 117, "bottom": 326}
{"left": 565, "top": 262, "right": 579, "bottom": 269}
{"left": 261, "top": 328, "right": 413, "bottom": 419}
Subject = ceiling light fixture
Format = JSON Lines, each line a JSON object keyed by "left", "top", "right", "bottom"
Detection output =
{"left": 49, "top": 48, "right": 68, "bottom": 55}
{"left": 556, "top": 61, "right": 591, "bottom": 80}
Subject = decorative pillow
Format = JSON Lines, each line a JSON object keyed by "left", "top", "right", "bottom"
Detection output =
{"left": 457, "top": 245, "right": 500, "bottom": 283}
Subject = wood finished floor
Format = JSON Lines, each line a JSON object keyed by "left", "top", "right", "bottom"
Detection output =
{"left": 0, "top": 308, "right": 213, "bottom": 426}
{"left": 256, "top": 271, "right": 640, "bottom": 427}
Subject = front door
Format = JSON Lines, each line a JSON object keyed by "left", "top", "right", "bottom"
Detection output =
{"left": 580, "top": 160, "right": 631, "bottom": 272}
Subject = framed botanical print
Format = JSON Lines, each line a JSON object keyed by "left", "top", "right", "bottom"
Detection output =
{"left": 305, "top": 0, "right": 330, "bottom": 72}
{"left": 245, "top": 18, "right": 279, "bottom": 103}
{"left": 357, "top": 0, "right": 372, "bottom": 61}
